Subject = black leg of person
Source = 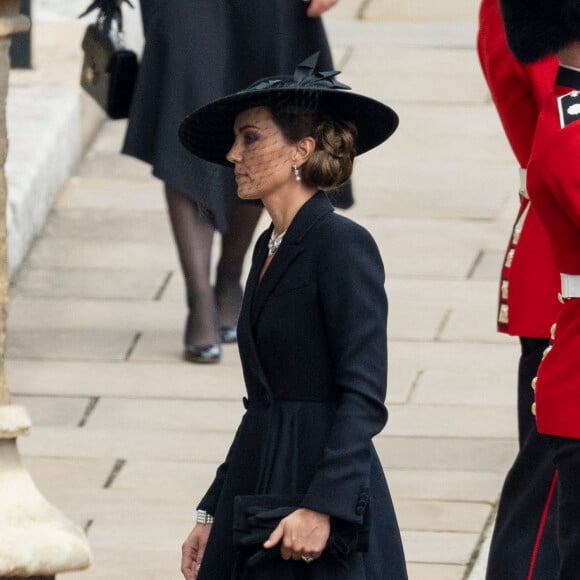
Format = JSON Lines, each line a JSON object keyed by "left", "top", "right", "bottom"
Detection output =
{"left": 546, "top": 436, "right": 580, "bottom": 580}
{"left": 486, "top": 337, "right": 559, "bottom": 579}
{"left": 215, "top": 203, "right": 263, "bottom": 343}
{"left": 164, "top": 184, "right": 220, "bottom": 361}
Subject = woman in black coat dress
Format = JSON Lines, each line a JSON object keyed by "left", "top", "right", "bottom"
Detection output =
{"left": 178, "top": 55, "right": 408, "bottom": 580}
{"left": 122, "top": 0, "right": 351, "bottom": 363}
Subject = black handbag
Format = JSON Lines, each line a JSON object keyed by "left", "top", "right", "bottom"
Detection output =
{"left": 232, "top": 494, "right": 368, "bottom": 572}
{"left": 80, "top": 0, "right": 138, "bottom": 119}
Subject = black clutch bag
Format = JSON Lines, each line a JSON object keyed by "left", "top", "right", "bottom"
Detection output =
{"left": 232, "top": 494, "right": 367, "bottom": 571}
{"left": 80, "top": 2, "right": 138, "bottom": 119}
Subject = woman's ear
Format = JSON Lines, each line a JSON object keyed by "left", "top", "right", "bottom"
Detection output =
{"left": 294, "top": 136, "right": 316, "bottom": 166}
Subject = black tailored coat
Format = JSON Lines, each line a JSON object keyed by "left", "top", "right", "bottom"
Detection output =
{"left": 122, "top": 1, "right": 352, "bottom": 232}
{"left": 196, "top": 192, "right": 407, "bottom": 580}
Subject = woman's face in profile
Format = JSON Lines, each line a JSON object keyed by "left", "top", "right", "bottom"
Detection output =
{"left": 227, "top": 106, "right": 295, "bottom": 201}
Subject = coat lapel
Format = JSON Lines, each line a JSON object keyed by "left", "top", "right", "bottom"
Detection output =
{"left": 251, "top": 191, "right": 334, "bottom": 325}
{"left": 237, "top": 231, "right": 271, "bottom": 396}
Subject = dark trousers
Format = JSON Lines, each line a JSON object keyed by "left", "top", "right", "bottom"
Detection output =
{"left": 486, "top": 337, "right": 559, "bottom": 579}
{"left": 546, "top": 436, "right": 580, "bottom": 580}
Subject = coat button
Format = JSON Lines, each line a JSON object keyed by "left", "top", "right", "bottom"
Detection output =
{"left": 531, "top": 377, "right": 537, "bottom": 391}
{"left": 542, "top": 346, "right": 552, "bottom": 360}
{"left": 558, "top": 293, "right": 565, "bottom": 304}
{"left": 531, "top": 402, "right": 537, "bottom": 416}
{"left": 550, "top": 323, "right": 557, "bottom": 341}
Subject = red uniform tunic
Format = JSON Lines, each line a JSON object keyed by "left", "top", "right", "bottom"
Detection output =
{"left": 528, "top": 76, "right": 580, "bottom": 438}
{"left": 477, "top": 0, "right": 561, "bottom": 337}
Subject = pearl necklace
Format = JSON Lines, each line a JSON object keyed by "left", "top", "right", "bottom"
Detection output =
{"left": 267, "top": 229, "right": 287, "bottom": 256}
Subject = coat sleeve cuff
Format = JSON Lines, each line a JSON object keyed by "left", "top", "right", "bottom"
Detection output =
{"left": 299, "top": 486, "right": 370, "bottom": 526}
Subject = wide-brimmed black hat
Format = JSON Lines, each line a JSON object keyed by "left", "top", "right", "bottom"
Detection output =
{"left": 500, "top": 0, "right": 580, "bottom": 63}
{"left": 178, "top": 53, "right": 398, "bottom": 167}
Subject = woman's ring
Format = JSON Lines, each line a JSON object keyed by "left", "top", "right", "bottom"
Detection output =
{"left": 301, "top": 555, "right": 314, "bottom": 564}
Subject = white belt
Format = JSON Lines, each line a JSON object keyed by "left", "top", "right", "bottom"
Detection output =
{"left": 561, "top": 273, "right": 580, "bottom": 298}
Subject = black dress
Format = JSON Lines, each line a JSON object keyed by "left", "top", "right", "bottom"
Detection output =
{"left": 196, "top": 193, "right": 408, "bottom": 579}
{"left": 122, "top": 1, "right": 353, "bottom": 232}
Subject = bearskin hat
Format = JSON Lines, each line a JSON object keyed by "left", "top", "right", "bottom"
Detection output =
{"left": 500, "top": 0, "right": 580, "bottom": 63}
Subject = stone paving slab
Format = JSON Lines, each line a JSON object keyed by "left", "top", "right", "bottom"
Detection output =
{"left": 389, "top": 337, "right": 519, "bottom": 371}
{"left": 326, "top": 19, "right": 478, "bottom": 49}
{"left": 406, "top": 563, "right": 465, "bottom": 580}
{"left": 18, "top": 425, "right": 516, "bottom": 473}
{"left": 10, "top": 395, "right": 89, "bottom": 427}
{"left": 402, "top": 530, "right": 479, "bottom": 565}
{"left": 385, "top": 404, "right": 516, "bottom": 439}
{"left": 87, "top": 516, "right": 192, "bottom": 552}
{"left": 13, "top": 266, "right": 170, "bottom": 300}
{"left": 42, "top": 208, "right": 173, "bottom": 244}
{"left": 40, "top": 486, "right": 211, "bottom": 520}
{"left": 6, "top": 360, "right": 246, "bottom": 400}
{"left": 23, "top": 456, "right": 116, "bottom": 489}
{"left": 58, "top": 176, "right": 166, "bottom": 211}
{"left": 323, "top": 0, "right": 365, "bottom": 20}
{"left": 6, "top": 328, "right": 137, "bottom": 361}
{"left": 440, "top": 305, "right": 513, "bottom": 343}
{"left": 84, "top": 399, "right": 244, "bottom": 433}
{"left": 18, "top": 427, "right": 235, "bottom": 463}
{"left": 411, "top": 368, "right": 516, "bottom": 407}
{"left": 8, "top": 297, "right": 183, "bottom": 330}
{"left": 343, "top": 46, "right": 487, "bottom": 106}
{"left": 23, "top": 237, "right": 179, "bottom": 270}
{"left": 359, "top": 218, "right": 509, "bottom": 280}
{"left": 396, "top": 498, "right": 490, "bottom": 533}
{"left": 64, "top": 549, "right": 181, "bottom": 580}
{"left": 110, "top": 460, "right": 216, "bottom": 494}
{"left": 78, "top": 149, "right": 153, "bottom": 181}
{"left": 375, "top": 436, "right": 516, "bottom": 473}
{"left": 388, "top": 469, "right": 504, "bottom": 503}
{"left": 362, "top": 0, "right": 480, "bottom": 23}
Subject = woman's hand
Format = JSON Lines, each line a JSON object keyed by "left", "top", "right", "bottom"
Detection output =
{"left": 304, "top": 0, "right": 338, "bottom": 18}
{"left": 181, "top": 523, "right": 212, "bottom": 579}
{"left": 263, "top": 508, "right": 331, "bottom": 562}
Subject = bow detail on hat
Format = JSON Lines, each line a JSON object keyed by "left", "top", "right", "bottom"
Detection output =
{"left": 247, "top": 52, "right": 351, "bottom": 92}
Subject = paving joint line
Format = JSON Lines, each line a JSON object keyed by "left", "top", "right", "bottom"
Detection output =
{"left": 103, "top": 458, "right": 127, "bottom": 489}
{"left": 154, "top": 271, "right": 173, "bottom": 300}
{"left": 77, "top": 396, "right": 99, "bottom": 428}
{"left": 466, "top": 249, "right": 485, "bottom": 280}
{"left": 434, "top": 308, "right": 453, "bottom": 341}
{"left": 125, "top": 331, "right": 142, "bottom": 360}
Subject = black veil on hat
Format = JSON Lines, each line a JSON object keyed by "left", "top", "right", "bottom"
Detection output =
{"left": 500, "top": 0, "right": 580, "bottom": 63}
{"left": 178, "top": 53, "right": 398, "bottom": 167}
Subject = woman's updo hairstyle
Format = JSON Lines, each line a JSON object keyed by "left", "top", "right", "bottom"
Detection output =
{"left": 269, "top": 100, "right": 358, "bottom": 190}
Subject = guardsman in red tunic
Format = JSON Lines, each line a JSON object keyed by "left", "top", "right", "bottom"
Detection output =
{"left": 477, "top": 1, "right": 561, "bottom": 576}
{"left": 501, "top": 0, "right": 580, "bottom": 576}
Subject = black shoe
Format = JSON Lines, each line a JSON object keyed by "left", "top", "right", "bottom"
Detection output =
{"left": 219, "top": 326, "right": 237, "bottom": 344}
{"left": 183, "top": 343, "right": 221, "bottom": 364}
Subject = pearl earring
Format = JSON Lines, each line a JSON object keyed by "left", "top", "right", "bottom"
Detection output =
{"left": 292, "top": 164, "right": 301, "bottom": 182}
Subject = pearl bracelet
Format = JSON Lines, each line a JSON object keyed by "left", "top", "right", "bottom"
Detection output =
{"left": 196, "top": 510, "right": 214, "bottom": 524}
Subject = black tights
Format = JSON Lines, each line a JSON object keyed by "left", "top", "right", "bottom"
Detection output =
{"left": 164, "top": 185, "right": 262, "bottom": 346}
